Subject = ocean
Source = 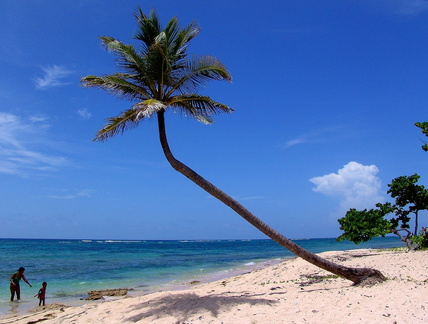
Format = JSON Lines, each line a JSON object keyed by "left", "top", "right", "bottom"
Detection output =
{"left": 0, "top": 236, "right": 403, "bottom": 318}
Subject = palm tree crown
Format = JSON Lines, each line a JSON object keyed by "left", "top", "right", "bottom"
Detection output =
{"left": 81, "top": 8, "right": 232, "bottom": 141}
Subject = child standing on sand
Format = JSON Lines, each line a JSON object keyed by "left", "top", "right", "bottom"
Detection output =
{"left": 35, "top": 282, "right": 47, "bottom": 306}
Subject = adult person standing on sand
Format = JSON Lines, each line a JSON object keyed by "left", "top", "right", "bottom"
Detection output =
{"left": 10, "top": 267, "right": 32, "bottom": 302}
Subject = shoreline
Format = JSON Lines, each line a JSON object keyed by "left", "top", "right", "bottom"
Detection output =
{"left": 3, "top": 248, "right": 427, "bottom": 323}
{"left": 0, "top": 257, "right": 285, "bottom": 320}
{"left": 0, "top": 236, "right": 403, "bottom": 318}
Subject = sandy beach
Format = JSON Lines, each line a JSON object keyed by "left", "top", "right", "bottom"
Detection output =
{"left": 2, "top": 248, "right": 427, "bottom": 324}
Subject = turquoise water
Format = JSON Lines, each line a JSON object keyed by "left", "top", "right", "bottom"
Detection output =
{"left": 0, "top": 237, "right": 403, "bottom": 318}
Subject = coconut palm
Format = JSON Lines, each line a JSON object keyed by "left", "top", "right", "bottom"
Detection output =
{"left": 81, "top": 8, "right": 385, "bottom": 286}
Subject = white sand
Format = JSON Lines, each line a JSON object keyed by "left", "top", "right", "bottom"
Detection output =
{"left": 2, "top": 248, "right": 427, "bottom": 323}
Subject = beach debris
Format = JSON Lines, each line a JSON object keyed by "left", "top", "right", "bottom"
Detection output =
{"left": 86, "top": 288, "right": 129, "bottom": 300}
{"left": 189, "top": 280, "right": 201, "bottom": 285}
{"left": 270, "top": 286, "right": 282, "bottom": 290}
{"left": 297, "top": 273, "right": 339, "bottom": 287}
{"left": 29, "top": 303, "right": 68, "bottom": 313}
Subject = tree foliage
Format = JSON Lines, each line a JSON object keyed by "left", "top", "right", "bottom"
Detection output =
{"left": 81, "top": 8, "right": 233, "bottom": 142}
{"left": 338, "top": 174, "right": 428, "bottom": 250}
{"left": 337, "top": 203, "right": 393, "bottom": 243}
{"left": 415, "top": 122, "right": 428, "bottom": 151}
{"left": 388, "top": 174, "right": 428, "bottom": 236}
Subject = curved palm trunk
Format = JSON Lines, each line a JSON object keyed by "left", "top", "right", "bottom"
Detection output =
{"left": 157, "top": 111, "right": 386, "bottom": 286}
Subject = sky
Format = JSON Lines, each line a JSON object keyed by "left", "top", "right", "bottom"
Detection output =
{"left": 1, "top": 0, "right": 427, "bottom": 240}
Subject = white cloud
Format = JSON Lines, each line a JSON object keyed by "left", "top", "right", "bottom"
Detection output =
{"left": 48, "top": 189, "right": 94, "bottom": 200}
{"left": 284, "top": 126, "right": 348, "bottom": 149}
{"left": 29, "top": 116, "right": 49, "bottom": 123}
{"left": 284, "top": 137, "right": 307, "bottom": 148}
{"left": 375, "top": 0, "right": 428, "bottom": 15}
{"left": 77, "top": 108, "right": 92, "bottom": 120}
{"left": 0, "top": 112, "right": 66, "bottom": 175}
{"left": 309, "top": 161, "right": 384, "bottom": 211}
{"left": 35, "top": 65, "right": 73, "bottom": 89}
{"left": 394, "top": 0, "right": 428, "bottom": 14}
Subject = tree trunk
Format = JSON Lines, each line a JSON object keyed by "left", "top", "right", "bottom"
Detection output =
{"left": 392, "top": 229, "right": 416, "bottom": 251}
{"left": 414, "top": 210, "right": 419, "bottom": 236}
{"left": 157, "top": 111, "right": 386, "bottom": 286}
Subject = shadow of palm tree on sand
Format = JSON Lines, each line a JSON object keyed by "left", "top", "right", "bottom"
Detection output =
{"left": 126, "top": 291, "right": 277, "bottom": 322}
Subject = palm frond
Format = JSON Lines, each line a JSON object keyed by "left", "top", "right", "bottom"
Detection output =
{"left": 169, "top": 94, "right": 233, "bottom": 122}
{"left": 174, "top": 22, "right": 199, "bottom": 55}
{"left": 94, "top": 108, "right": 141, "bottom": 141}
{"left": 98, "top": 37, "right": 161, "bottom": 95}
{"left": 166, "top": 56, "right": 231, "bottom": 96}
{"left": 100, "top": 37, "right": 144, "bottom": 72}
{"left": 162, "top": 16, "right": 180, "bottom": 46}
{"left": 134, "top": 99, "right": 167, "bottom": 119}
{"left": 135, "top": 10, "right": 201, "bottom": 91}
{"left": 95, "top": 99, "right": 168, "bottom": 141}
{"left": 80, "top": 74, "right": 152, "bottom": 100}
{"left": 134, "top": 8, "right": 161, "bottom": 49}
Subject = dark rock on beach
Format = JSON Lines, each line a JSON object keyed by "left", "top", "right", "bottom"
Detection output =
{"left": 86, "top": 288, "right": 129, "bottom": 300}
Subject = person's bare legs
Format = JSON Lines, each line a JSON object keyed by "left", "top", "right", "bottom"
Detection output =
{"left": 10, "top": 284, "right": 16, "bottom": 301}
{"left": 10, "top": 285, "right": 21, "bottom": 301}
{"left": 16, "top": 285, "right": 21, "bottom": 301}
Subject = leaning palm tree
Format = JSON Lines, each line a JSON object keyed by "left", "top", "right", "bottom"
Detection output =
{"left": 81, "top": 8, "right": 385, "bottom": 286}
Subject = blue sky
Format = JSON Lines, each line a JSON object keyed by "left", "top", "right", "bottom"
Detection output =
{"left": 1, "top": 0, "right": 427, "bottom": 240}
